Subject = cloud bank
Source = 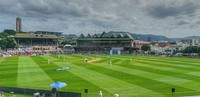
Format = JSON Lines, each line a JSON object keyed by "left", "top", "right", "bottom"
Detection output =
{"left": 1, "top": 0, "right": 200, "bottom": 38}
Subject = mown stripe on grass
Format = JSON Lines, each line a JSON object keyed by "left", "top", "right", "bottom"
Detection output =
{"left": 130, "top": 58, "right": 200, "bottom": 80}
{"left": 70, "top": 57, "right": 200, "bottom": 92}
{"left": 139, "top": 57, "right": 200, "bottom": 68}
{"left": 139, "top": 56, "right": 200, "bottom": 67}
{"left": 92, "top": 62, "right": 195, "bottom": 84}
{"left": 113, "top": 59, "right": 200, "bottom": 82}
{"left": 91, "top": 55, "right": 200, "bottom": 96}
{"left": 111, "top": 64, "right": 200, "bottom": 93}
{"left": 0, "top": 57, "right": 6, "bottom": 62}
{"left": 68, "top": 64, "right": 164, "bottom": 97}
{"left": 17, "top": 56, "right": 54, "bottom": 89}
{"left": 117, "top": 57, "right": 200, "bottom": 93}
{"left": 55, "top": 55, "right": 104, "bottom": 64}
{"left": 140, "top": 56, "right": 200, "bottom": 64}
{"left": 136, "top": 58, "right": 200, "bottom": 73}
{"left": 108, "top": 58, "right": 200, "bottom": 92}
{"left": 44, "top": 55, "right": 164, "bottom": 97}
{"left": 64, "top": 55, "right": 200, "bottom": 85}
{"left": 185, "top": 71, "right": 200, "bottom": 77}
{"left": 35, "top": 56, "right": 112, "bottom": 97}
{"left": 0, "top": 57, "right": 18, "bottom": 86}
{"left": 74, "top": 60, "right": 200, "bottom": 97}
{"left": 63, "top": 55, "right": 200, "bottom": 82}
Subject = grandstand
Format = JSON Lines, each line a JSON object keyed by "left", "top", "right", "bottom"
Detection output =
{"left": 28, "top": 31, "right": 63, "bottom": 37}
{"left": 75, "top": 31, "right": 137, "bottom": 54}
{"left": 13, "top": 31, "right": 63, "bottom": 55}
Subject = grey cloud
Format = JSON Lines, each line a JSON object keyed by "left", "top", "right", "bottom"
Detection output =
{"left": 0, "top": 0, "right": 92, "bottom": 19}
{"left": 1, "top": 0, "right": 200, "bottom": 38}
{"left": 66, "top": 3, "right": 92, "bottom": 17}
{"left": 188, "top": 20, "right": 200, "bottom": 29}
{"left": 195, "top": 21, "right": 200, "bottom": 24}
{"left": 145, "top": 1, "right": 199, "bottom": 19}
{"left": 176, "top": 20, "right": 190, "bottom": 25}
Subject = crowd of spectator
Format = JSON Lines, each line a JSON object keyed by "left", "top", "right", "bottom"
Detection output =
{"left": 0, "top": 49, "right": 62, "bottom": 57}
{"left": 18, "top": 43, "right": 57, "bottom": 48}
{"left": 0, "top": 51, "right": 12, "bottom": 57}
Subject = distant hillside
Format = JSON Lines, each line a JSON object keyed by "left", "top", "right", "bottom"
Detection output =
{"left": 170, "top": 36, "right": 200, "bottom": 42}
{"left": 184, "top": 36, "right": 200, "bottom": 39}
{"left": 107, "top": 31, "right": 200, "bottom": 42}
{"left": 130, "top": 33, "right": 170, "bottom": 41}
{"left": 107, "top": 31, "right": 170, "bottom": 41}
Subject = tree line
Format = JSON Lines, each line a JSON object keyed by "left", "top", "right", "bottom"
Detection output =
{"left": 181, "top": 46, "right": 200, "bottom": 53}
{"left": 141, "top": 44, "right": 200, "bottom": 54}
{"left": 0, "top": 30, "right": 16, "bottom": 50}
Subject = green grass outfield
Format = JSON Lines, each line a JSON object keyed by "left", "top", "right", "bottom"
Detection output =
{"left": 1, "top": 55, "right": 200, "bottom": 97}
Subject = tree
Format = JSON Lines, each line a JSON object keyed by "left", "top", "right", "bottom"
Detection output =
{"left": 141, "top": 44, "right": 150, "bottom": 51}
{"left": 0, "top": 31, "right": 16, "bottom": 50}
{"left": 0, "top": 36, "right": 16, "bottom": 50}
{"left": 4, "top": 29, "right": 16, "bottom": 35}
{"left": 182, "top": 46, "right": 200, "bottom": 53}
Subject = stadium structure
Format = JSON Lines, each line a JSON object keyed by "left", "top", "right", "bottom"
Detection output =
{"left": 16, "top": 17, "right": 22, "bottom": 32}
{"left": 13, "top": 31, "right": 63, "bottom": 55}
{"left": 75, "top": 31, "right": 137, "bottom": 54}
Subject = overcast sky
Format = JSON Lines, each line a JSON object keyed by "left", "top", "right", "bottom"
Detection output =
{"left": 1, "top": 0, "right": 200, "bottom": 38}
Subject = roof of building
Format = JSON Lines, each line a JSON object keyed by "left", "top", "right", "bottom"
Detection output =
{"left": 35, "top": 31, "right": 63, "bottom": 34}
{"left": 15, "top": 33, "right": 60, "bottom": 39}
{"left": 86, "top": 34, "right": 92, "bottom": 38}
{"left": 78, "top": 32, "right": 134, "bottom": 39}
